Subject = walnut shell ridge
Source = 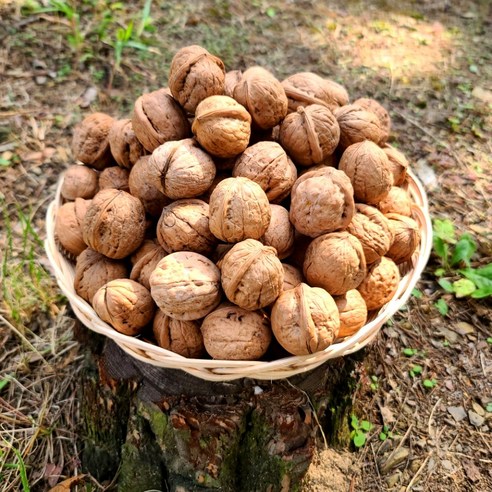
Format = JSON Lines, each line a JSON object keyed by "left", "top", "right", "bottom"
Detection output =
{"left": 130, "top": 244, "right": 167, "bottom": 290}
{"left": 55, "top": 198, "right": 91, "bottom": 258}
{"left": 281, "top": 264, "right": 304, "bottom": 292}
{"left": 377, "top": 186, "right": 412, "bottom": 217}
{"left": 334, "top": 289, "right": 368, "bottom": 338}
{"left": 353, "top": 98, "right": 391, "bottom": 144}
{"left": 108, "top": 118, "right": 146, "bottom": 168}
{"left": 61, "top": 165, "right": 98, "bottom": 201}
{"left": 260, "top": 205, "right": 295, "bottom": 260}
{"left": 386, "top": 214, "right": 421, "bottom": 264}
{"left": 383, "top": 145, "right": 409, "bottom": 186}
{"left": 98, "top": 166, "right": 129, "bottom": 192}
{"left": 224, "top": 70, "right": 242, "bottom": 97}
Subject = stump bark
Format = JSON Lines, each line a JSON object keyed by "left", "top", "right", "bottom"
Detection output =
{"left": 76, "top": 321, "right": 361, "bottom": 491}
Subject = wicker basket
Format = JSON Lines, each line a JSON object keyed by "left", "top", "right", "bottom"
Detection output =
{"left": 45, "top": 170, "right": 432, "bottom": 381}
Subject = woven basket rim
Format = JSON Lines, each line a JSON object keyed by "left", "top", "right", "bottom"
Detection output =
{"left": 45, "top": 169, "right": 432, "bottom": 381}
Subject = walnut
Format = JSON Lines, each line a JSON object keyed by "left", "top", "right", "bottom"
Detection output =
{"left": 220, "top": 239, "right": 284, "bottom": 310}
{"left": 383, "top": 145, "right": 409, "bottom": 186}
{"left": 339, "top": 141, "right": 392, "bottom": 204}
{"left": 281, "top": 264, "right": 304, "bottom": 291}
{"left": 209, "top": 177, "right": 271, "bottom": 243}
{"left": 153, "top": 310, "right": 204, "bottom": 358}
{"left": 232, "top": 141, "right": 297, "bottom": 203}
{"left": 334, "top": 104, "right": 385, "bottom": 149}
{"left": 132, "top": 88, "right": 190, "bottom": 152}
{"left": 61, "top": 165, "right": 98, "bottom": 201}
{"left": 149, "top": 252, "right": 221, "bottom": 320}
{"left": 377, "top": 186, "right": 412, "bottom": 217}
{"left": 334, "top": 289, "right": 368, "bottom": 338}
{"left": 157, "top": 199, "right": 217, "bottom": 255}
{"left": 72, "top": 112, "right": 115, "bottom": 170}
{"left": 148, "top": 139, "right": 216, "bottom": 199}
{"left": 271, "top": 283, "right": 340, "bottom": 355}
{"left": 128, "top": 156, "right": 170, "bottom": 217}
{"left": 224, "top": 70, "right": 242, "bottom": 97}
{"left": 201, "top": 303, "right": 272, "bottom": 360}
{"left": 74, "top": 248, "right": 128, "bottom": 304}
{"left": 282, "top": 72, "right": 349, "bottom": 113}
{"left": 346, "top": 204, "right": 393, "bottom": 264}
{"left": 131, "top": 239, "right": 160, "bottom": 265}
{"left": 357, "top": 257, "right": 400, "bottom": 310}
{"left": 233, "top": 66, "right": 288, "bottom": 129}
{"left": 278, "top": 105, "right": 340, "bottom": 166}
{"left": 93, "top": 279, "right": 155, "bottom": 335}
{"left": 260, "top": 205, "right": 294, "bottom": 259}
{"left": 353, "top": 98, "right": 391, "bottom": 144}
{"left": 192, "top": 96, "right": 251, "bottom": 158}
{"left": 83, "top": 189, "right": 146, "bottom": 259}
{"left": 169, "top": 45, "right": 225, "bottom": 114}
{"left": 55, "top": 198, "right": 91, "bottom": 257}
{"left": 386, "top": 214, "right": 421, "bottom": 264}
{"left": 304, "top": 232, "right": 366, "bottom": 295}
{"left": 199, "top": 172, "right": 229, "bottom": 203}
{"left": 108, "top": 118, "right": 146, "bottom": 168}
{"left": 290, "top": 167, "right": 355, "bottom": 238}
{"left": 130, "top": 244, "right": 166, "bottom": 290}
{"left": 98, "top": 166, "right": 129, "bottom": 192}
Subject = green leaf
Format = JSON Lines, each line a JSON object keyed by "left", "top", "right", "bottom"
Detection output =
{"left": 379, "top": 432, "right": 387, "bottom": 441}
{"left": 411, "top": 364, "right": 423, "bottom": 375}
{"left": 471, "top": 286, "right": 492, "bottom": 298}
{"left": 469, "top": 64, "right": 479, "bottom": 74}
{"left": 353, "top": 431, "right": 366, "bottom": 448}
{"left": 433, "top": 219, "right": 455, "bottom": 242}
{"left": 0, "top": 377, "right": 11, "bottom": 392}
{"left": 450, "top": 234, "right": 477, "bottom": 267}
{"left": 438, "top": 278, "right": 454, "bottom": 293}
{"left": 360, "top": 420, "right": 373, "bottom": 432}
{"left": 403, "top": 348, "right": 417, "bottom": 357}
{"left": 350, "top": 414, "right": 359, "bottom": 430}
{"left": 434, "top": 268, "right": 446, "bottom": 277}
{"left": 0, "top": 158, "right": 11, "bottom": 167}
{"left": 435, "top": 299, "right": 448, "bottom": 316}
{"left": 433, "top": 237, "right": 449, "bottom": 262}
{"left": 452, "top": 278, "right": 476, "bottom": 298}
{"left": 266, "top": 6, "right": 276, "bottom": 17}
{"left": 474, "top": 263, "right": 492, "bottom": 280}
{"left": 412, "top": 288, "right": 423, "bottom": 299}
{"left": 486, "top": 403, "right": 492, "bottom": 412}
{"left": 487, "top": 338, "right": 492, "bottom": 345}
{"left": 460, "top": 269, "right": 492, "bottom": 296}
{"left": 423, "top": 378, "right": 437, "bottom": 389}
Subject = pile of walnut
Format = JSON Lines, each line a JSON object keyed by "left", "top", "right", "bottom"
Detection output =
{"left": 55, "top": 44, "right": 421, "bottom": 361}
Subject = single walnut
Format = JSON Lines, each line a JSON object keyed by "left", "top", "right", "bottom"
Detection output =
{"left": 334, "top": 104, "right": 385, "bottom": 149}
{"left": 149, "top": 139, "right": 216, "bottom": 199}
{"left": 383, "top": 145, "right": 409, "bottom": 186}
{"left": 199, "top": 173, "right": 229, "bottom": 203}
{"left": 130, "top": 244, "right": 166, "bottom": 290}
{"left": 153, "top": 310, "right": 204, "bottom": 358}
{"left": 192, "top": 96, "right": 251, "bottom": 158}
{"left": 339, "top": 141, "right": 392, "bottom": 204}
{"left": 130, "top": 239, "right": 159, "bottom": 265}
{"left": 108, "top": 118, "right": 145, "bottom": 168}
{"left": 149, "top": 252, "right": 221, "bottom": 320}
{"left": 386, "top": 214, "right": 421, "bottom": 264}
{"left": 377, "top": 186, "right": 412, "bottom": 217}
{"left": 224, "top": 70, "right": 242, "bottom": 97}
{"left": 83, "top": 189, "right": 146, "bottom": 259}
{"left": 93, "top": 279, "right": 155, "bottom": 335}
{"left": 233, "top": 66, "right": 288, "bottom": 129}
{"left": 279, "top": 105, "right": 340, "bottom": 166}
{"left": 72, "top": 113, "right": 115, "bottom": 170}
{"left": 346, "top": 204, "right": 393, "bottom": 264}
{"left": 157, "top": 199, "right": 217, "bottom": 255}
{"left": 169, "top": 45, "right": 225, "bottom": 114}
{"left": 357, "top": 257, "right": 400, "bottom": 310}
{"left": 221, "top": 239, "right": 284, "bottom": 310}
{"left": 209, "top": 177, "right": 271, "bottom": 243}
{"left": 271, "top": 283, "right": 340, "bottom": 355}
{"left": 334, "top": 289, "right": 368, "bottom": 338}
{"left": 281, "top": 264, "right": 304, "bottom": 291}
{"left": 290, "top": 167, "right": 354, "bottom": 238}
{"left": 98, "top": 166, "right": 129, "bottom": 192}
{"left": 260, "top": 205, "right": 294, "bottom": 259}
{"left": 55, "top": 198, "right": 91, "bottom": 258}
{"left": 304, "top": 232, "right": 366, "bottom": 295}
{"left": 353, "top": 98, "right": 391, "bottom": 144}
{"left": 61, "top": 165, "right": 98, "bottom": 201}
{"left": 132, "top": 88, "right": 190, "bottom": 152}
{"left": 74, "top": 248, "right": 128, "bottom": 304}
{"left": 129, "top": 156, "right": 170, "bottom": 217}
{"left": 232, "top": 141, "right": 297, "bottom": 203}
{"left": 201, "top": 303, "right": 272, "bottom": 360}
{"left": 282, "top": 72, "right": 349, "bottom": 113}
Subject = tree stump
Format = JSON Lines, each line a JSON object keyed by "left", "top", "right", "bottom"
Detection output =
{"left": 75, "top": 321, "right": 360, "bottom": 491}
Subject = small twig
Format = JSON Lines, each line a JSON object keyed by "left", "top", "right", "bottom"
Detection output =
{"left": 382, "top": 423, "right": 414, "bottom": 473}
{"left": 406, "top": 450, "right": 433, "bottom": 491}
{"left": 427, "top": 397, "right": 441, "bottom": 438}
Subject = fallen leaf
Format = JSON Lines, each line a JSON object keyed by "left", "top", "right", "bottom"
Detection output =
{"left": 436, "top": 326, "right": 458, "bottom": 344}
{"left": 44, "top": 463, "right": 62, "bottom": 488}
{"left": 452, "top": 322, "right": 475, "bottom": 337}
{"left": 463, "top": 460, "right": 481, "bottom": 482}
{"left": 447, "top": 406, "right": 467, "bottom": 422}
{"left": 379, "top": 405, "right": 396, "bottom": 424}
{"left": 48, "top": 475, "right": 86, "bottom": 492}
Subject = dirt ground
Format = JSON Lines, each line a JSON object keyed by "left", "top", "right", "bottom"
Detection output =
{"left": 0, "top": 0, "right": 491, "bottom": 491}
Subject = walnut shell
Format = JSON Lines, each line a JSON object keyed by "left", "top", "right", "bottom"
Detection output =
{"left": 93, "top": 279, "right": 155, "bottom": 335}
{"left": 83, "top": 189, "right": 146, "bottom": 259}
{"left": 281, "top": 264, "right": 304, "bottom": 291}
{"left": 353, "top": 98, "right": 391, "bottom": 144}
{"left": 290, "top": 167, "right": 355, "bottom": 238}
{"left": 278, "top": 105, "right": 340, "bottom": 166}
{"left": 232, "top": 141, "right": 297, "bottom": 203}
{"left": 221, "top": 239, "right": 284, "bottom": 310}
{"left": 192, "top": 96, "right": 251, "bottom": 158}
{"left": 61, "top": 165, "right": 98, "bottom": 200}
{"left": 108, "top": 119, "right": 146, "bottom": 168}
{"left": 98, "top": 166, "right": 129, "bottom": 192}
{"left": 209, "top": 177, "right": 271, "bottom": 243}
{"left": 132, "top": 88, "right": 190, "bottom": 152}
{"left": 339, "top": 141, "right": 392, "bottom": 204}
{"left": 346, "top": 204, "right": 393, "bottom": 264}
{"left": 149, "top": 252, "right": 221, "bottom": 320}
{"left": 334, "top": 289, "right": 368, "bottom": 338}
{"left": 386, "top": 214, "right": 421, "bottom": 264}
{"left": 169, "top": 45, "right": 225, "bottom": 114}
{"left": 153, "top": 310, "right": 204, "bottom": 358}
{"left": 357, "top": 257, "right": 400, "bottom": 310}
{"left": 377, "top": 186, "right": 412, "bottom": 216}
{"left": 55, "top": 198, "right": 91, "bottom": 257}
{"left": 130, "top": 244, "right": 166, "bottom": 290}
{"left": 130, "top": 239, "right": 159, "bottom": 265}
{"left": 271, "top": 283, "right": 340, "bottom": 355}
{"left": 148, "top": 139, "right": 216, "bottom": 199}
{"left": 74, "top": 248, "right": 128, "bottom": 304}
{"left": 383, "top": 145, "right": 409, "bottom": 186}
{"left": 233, "top": 66, "right": 288, "bottom": 129}
{"left": 224, "top": 70, "right": 242, "bottom": 97}
{"left": 334, "top": 104, "right": 385, "bottom": 149}
{"left": 304, "top": 232, "right": 366, "bottom": 295}
{"left": 157, "top": 199, "right": 217, "bottom": 255}
{"left": 260, "top": 205, "right": 294, "bottom": 259}
{"left": 72, "top": 113, "right": 115, "bottom": 170}
{"left": 201, "top": 303, "right": 271, "bottom": 360}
